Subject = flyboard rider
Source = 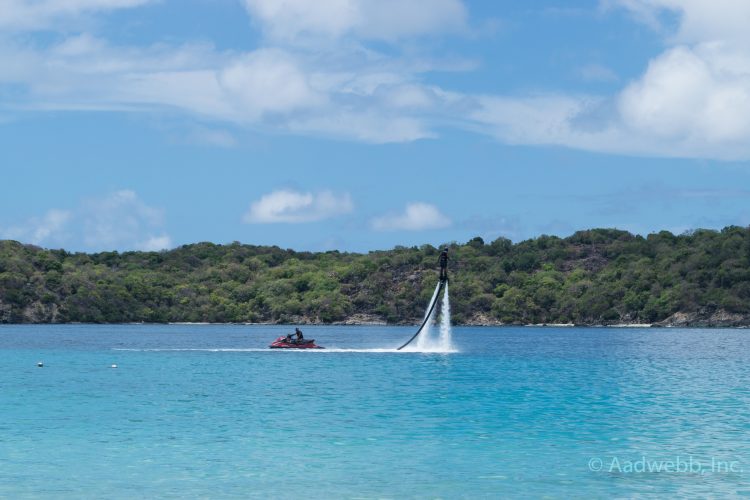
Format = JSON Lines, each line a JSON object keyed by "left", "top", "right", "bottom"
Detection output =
{"left": 438, "top": 247, "right": 449, "bottom": 282}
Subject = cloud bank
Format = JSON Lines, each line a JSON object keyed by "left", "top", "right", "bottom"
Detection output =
{"left": 2, "top": 1, "right": 750, "bottom": 158}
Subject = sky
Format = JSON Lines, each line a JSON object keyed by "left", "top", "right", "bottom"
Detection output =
{"left": 1, "top": 0, "right": 750, "bottom": 253}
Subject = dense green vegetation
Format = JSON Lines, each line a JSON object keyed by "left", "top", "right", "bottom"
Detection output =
{"left": 1, "top": 226, "right": 750, "bottom": 325}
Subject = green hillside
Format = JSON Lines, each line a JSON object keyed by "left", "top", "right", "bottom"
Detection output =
{"left": 1, "top": 226, "right": 749, "bottom": 326}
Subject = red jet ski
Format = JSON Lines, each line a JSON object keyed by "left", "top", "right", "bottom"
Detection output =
{"left": 269, "top": 336, "right": 323, "bottom": 349}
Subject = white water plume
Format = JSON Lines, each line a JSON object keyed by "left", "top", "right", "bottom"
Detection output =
{"left": 438, "top": 282, "right": 453, "bottom": 351}
{"left": 414, "top": 283, "right": 440, "bottom": 350}
{"left": 406, "top": 281, "right": 455, "bottom": 353}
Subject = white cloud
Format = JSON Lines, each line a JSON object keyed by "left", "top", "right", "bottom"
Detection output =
{"left": 218, "top": 49, "right": 323, "bottom": 120}
{"left": 469, "top": 95, "right": 593, "bottom": 147}
{"left": 243, "top": 0, "right": 468, "bottom": 42}
{"left": 1, "top": 190, "right": 172, "bottom": 250}
{"left": 371, "top": 202, "right": 451, "bottom": 231}
{"left": 2, "top": 209, "right": 72, "bottom": 245}
{"left": 618, "top": 44, "right": 750, "bottom": 146}
{"left": 605, "top": 1, "right": 750, "bottom": 158}
{"left": 243, "top": 189, "right": 354, "bottom": 223}
{"left": 468, "top": 89, "right": 750, "bottom": 160}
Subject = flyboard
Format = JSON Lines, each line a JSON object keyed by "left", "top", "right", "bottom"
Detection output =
{"left": 396, "top": 279, "right": 446, "bottom": 350}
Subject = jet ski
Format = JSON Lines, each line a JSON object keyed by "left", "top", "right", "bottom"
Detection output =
{"left": 269, "top": 336, "right": 323, "bottom": 349}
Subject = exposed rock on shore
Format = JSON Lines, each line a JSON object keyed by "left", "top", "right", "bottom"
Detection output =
{"left": 655, "top": 308, "right": 750, "bottom": 328}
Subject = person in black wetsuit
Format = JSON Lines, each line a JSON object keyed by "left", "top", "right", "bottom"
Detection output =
{"left": 295, "top": 328, "right": 304, "bottom": 342}
{"left": 438, "top": 247, "right": 449, "bottom": 282}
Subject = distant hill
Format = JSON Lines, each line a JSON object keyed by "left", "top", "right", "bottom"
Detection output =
{"left": 2, "top": 227, "right": 750, "bottom": 326}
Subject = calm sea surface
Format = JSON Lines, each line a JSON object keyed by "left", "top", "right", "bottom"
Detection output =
{"left": 1, "top": 325, "right": 750, "bottom": 498}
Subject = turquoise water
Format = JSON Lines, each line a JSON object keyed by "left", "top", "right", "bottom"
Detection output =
{"left": 2, "top": 325, "right": 750, "bottom": 498}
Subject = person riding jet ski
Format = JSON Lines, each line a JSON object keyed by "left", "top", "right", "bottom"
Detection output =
{"left": 285, "top": 328, "right": 304, "bottom": 344}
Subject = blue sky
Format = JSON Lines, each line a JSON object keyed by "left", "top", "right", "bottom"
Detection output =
{"left": 2, "top": 0, "right": 750, "bottom": 252}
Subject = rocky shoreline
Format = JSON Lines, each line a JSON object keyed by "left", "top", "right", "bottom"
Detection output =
{"left": 4, "top": 300, "right": 750, "bottom": 328}
{"left": 461, "top": 309, "right": 750, "bottom": 328}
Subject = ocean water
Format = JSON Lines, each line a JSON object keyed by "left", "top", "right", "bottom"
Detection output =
{"left": 1, "top": 325, "right": 750, "bottom": 498}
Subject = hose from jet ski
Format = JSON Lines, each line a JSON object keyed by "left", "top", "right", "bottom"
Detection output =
{"left": 396, "top": 280, "right": 445, "bottom": 350}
